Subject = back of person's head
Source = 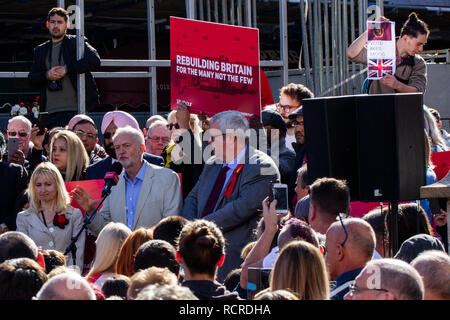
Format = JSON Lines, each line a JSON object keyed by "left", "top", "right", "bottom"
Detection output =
{"left": 255, "top": 289, "right": 300, "bottom": 300}
{"left": 400, "top": 12, "right": 429, "bottom": 38}
{"left": 411, "top": 250, "right": 450, "bottom": 300}
{"left": 36, "top": 273, "right": 96, "bottom": 300}
{"left": 241, "top": 242, "right": 256, "bottom": 261}
{"left": 153, "top": 216, "right": 188, "bottom": 248}
{"left": 127, "top": 266, "right": 178, "bottom": 300}
{"left": 88, "top": 222, "right": 131, "bottom": 277}
{"left": 394, "top": 234, "right": 445, "bottom": 263}
{"left": 115, "top": 227, "right": 153, "bottom": 277}
{"left": 270, "top": 240, "right": 329, "bottom": 300}
{"left": 280, "top": 83, "right": 314, "bottom": 103}
{"left": 223, "top": 268, "right": 242, "bottom": 292}
{"left": 363, "top": 208, "right": 386, "bottom": 242}
{"left": 135, "top": 283, "right": 198, "bottom": 300}
{"left": 0, "top": 231, "right": 38, "bottom": 263}
{"left": 427, "top": 107, "right": 441, "bottom": 124}
{"left": 47, "top": 265, "right": 77, "bottom": 279}
{"left": 134, "top": 240, "right": 179, "bottom": 276}
{"left": 387, "top": 203, "right": 433, "bottom": 248}
{"left": 309, "top": 178, "right": 350, "bottom": 216}
{"left": 277, "top": 218, "right": 319, "bottom": 250}
{"left": 101, "top": 274, "right": 131, "bottom": 300}
{"left": 297, "top": 164, "right": 309, "bottom": 187}
{"left": 363, "top": 259, "right": 424, "bottom": 300}
{"left": 0, "top": 258, "right": 47, "bottom": 300}
{"left": 340, "top": 218, "right": 376, "bottom": 262}
{"left": 42, "top": 249, "right": 66, "bottom": 274}
{"left": 177, "top": 219, "right": 225, "bottom": 277}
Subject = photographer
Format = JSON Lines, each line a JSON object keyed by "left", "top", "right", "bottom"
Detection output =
{"left": 28, "top": 7, "right": 101, "bottom": 129}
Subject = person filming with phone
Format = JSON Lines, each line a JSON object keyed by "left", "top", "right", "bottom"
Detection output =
{"left": 5, "top": 116, "right": 47, "bottom": 177}
{"left": 28, "top": 7, "right": 101, "bottom": 129}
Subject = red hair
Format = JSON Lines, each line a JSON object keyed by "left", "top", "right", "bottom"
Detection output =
{"left": 115, "top": 228, "right": 153, "bottom": 277}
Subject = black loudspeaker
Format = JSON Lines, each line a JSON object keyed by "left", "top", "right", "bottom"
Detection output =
{"left": 303, "top": 95, "right": 359, "bottom": 199}
{"left": 303, "top": 93, "right": 426, "bottom": 202}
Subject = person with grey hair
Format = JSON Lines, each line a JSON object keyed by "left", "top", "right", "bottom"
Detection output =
{"left": 36, "top": 272, "right": 96, "bottom": 300}
{"left": 145, "top": 114, "right": 167, "bottom": 130}
{"left": 182, "top": 110, "right": 280, "bottom": 282}
{"left": 135, "top": 283, "right": 198, "bottom": 300}
{"left": 344, "top": 258, "right": 425, "bottom": 300}
{"left": 145, "top": 120, "right": 171, "bottom": 156}
{"left": 75, "top": 126, "right": 182, "bottom": 236}
{"left": 325, "top": 218, "right": 376, "bottom": 300}
{"left": 411, "top": 250, "right": 450, "bottom": 300}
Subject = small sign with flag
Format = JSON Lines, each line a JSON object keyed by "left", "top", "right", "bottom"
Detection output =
{"left": 366, "top": 21, "right": 396, "bottom": 80}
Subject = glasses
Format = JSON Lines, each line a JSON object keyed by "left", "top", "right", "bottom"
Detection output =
{"left": 167, "top": 123, "right": 180, "bottom": 130}
{"left": 74, "top": 130, "right": 96, "bottom": 140}
{"left": 276, "top": 103, "right": 299, "bottom": 112}
{"left": 338, "top": 213, "right": 349, "bottom": 247}
{"left": 8, "top": 131, "right": 28, "bottom": 137}
{"left": 291, "top": 120, "right": 304, "bottom": 127}
{"left": 348, "top": 284, "right": 388, "bottom": 295}
{"left": 210, "top": 133, "right": 227, "bottom": 142}
{"left": 148, "top": 136, "right": 171, "bottom": 144}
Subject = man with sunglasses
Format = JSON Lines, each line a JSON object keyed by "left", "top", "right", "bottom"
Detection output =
{"left": 5, "top": 116, "right": 46, "bottom": 176}
{"left": 85, "top": 110, "right": 164, "bottom": 180}
{"left": 70, "top": 116, "right": 106, "bottom": 165}
{"left": 325, "top": 218, "right": 376, "bottom": 300}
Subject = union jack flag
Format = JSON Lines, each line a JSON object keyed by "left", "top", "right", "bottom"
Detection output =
{"left": 368, "top": 59, "right": 394, "bottom": 79}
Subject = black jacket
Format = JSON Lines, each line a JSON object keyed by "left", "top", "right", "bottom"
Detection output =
{"left": 182, "top": 280, "right": 241, "bottom": 300}
{"left": 28, "top": 34, "right": 101, "bottom": 112}
{"left": 0, "top": 162, "right": 28, "bottom": 230}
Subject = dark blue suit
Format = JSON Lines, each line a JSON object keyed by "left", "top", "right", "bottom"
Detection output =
{"left": 85, "top": 153, "right": 164, "bottom": 180}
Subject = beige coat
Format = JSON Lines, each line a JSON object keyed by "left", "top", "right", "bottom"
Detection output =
{"left": 87, "top": 161, "right": 182, "bottom": 236}
{"left": 16, "top": 206, "right": 85, "bottom": 270}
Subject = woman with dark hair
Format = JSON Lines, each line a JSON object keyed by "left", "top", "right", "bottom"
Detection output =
{"left": 348, "top": 12, "right": 429, "bottom": 94}
{"left": 385, "top": 203, "right": 434, "bottom": 254}
{"left": 176, "top": 219, "right": 240, "bottom": 300}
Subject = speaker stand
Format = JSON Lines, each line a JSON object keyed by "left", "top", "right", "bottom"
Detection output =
{"left": 387, "top": 201, "right": 399, "bottom": 256}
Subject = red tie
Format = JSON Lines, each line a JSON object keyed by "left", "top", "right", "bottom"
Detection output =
{"left": 202, "top": 166, "right": 230, "bottom": 217}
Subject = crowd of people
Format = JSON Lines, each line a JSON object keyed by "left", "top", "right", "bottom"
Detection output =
{"left": 0, "top": 8, "right": 449, "bottom": 301}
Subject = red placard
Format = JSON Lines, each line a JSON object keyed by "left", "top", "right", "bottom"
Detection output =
{"left": 170, "top": 17, "right": 261, "bottom": 118}
{"left": 65, "top": 179, "right": 105, "bottom": 215}
{"left": 431, "top": 151, "right": 450, "bottom": 181}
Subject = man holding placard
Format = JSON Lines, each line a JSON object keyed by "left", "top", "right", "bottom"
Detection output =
{"left": 347, "top": 12, "right": 429, "bottom": 94}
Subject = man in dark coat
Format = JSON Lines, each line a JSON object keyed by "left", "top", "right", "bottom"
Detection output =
{"left": 28, "top": 7, "right": 101, "bottom": 129}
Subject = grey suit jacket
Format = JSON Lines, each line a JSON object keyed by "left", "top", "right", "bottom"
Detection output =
{"left": 88, "top": 161, "right": 183, "bottom": 236}
{"left": 17, "top": 206, "right": 85, "bottom": 270}
{"left": 182, "top": 147, "right": 280, "bottom": 282}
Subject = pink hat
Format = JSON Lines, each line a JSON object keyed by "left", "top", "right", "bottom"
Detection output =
{"left": 101, "top": 111, "right": 140, "bottom": 134}
{"left": 67, "top": 114, "right": 96, "bottom": 130}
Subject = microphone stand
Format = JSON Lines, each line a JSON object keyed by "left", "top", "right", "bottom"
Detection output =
{"left": 64, "top": 188, "right": 112, "bottom": 270}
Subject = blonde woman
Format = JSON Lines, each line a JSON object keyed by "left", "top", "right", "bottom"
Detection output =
{"left": 269, "top": 240, "right": 330, "bottom": 300}
{"left": 50, "top": 130, "right": 89, "bottom": 181}
{"left": 86, "top": 222, "right": 131, "bottom": 289}
{"left": 16, "top": 162, "right": 85, "bottom": 270}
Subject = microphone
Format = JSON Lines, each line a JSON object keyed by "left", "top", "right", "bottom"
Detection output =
{"left": 101, "top": 162, "right": 123, "bottom": 198}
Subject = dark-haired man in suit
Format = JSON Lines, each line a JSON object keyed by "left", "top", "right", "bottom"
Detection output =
{"left": 182, "top": 110, "right": 280, "bottom": 282}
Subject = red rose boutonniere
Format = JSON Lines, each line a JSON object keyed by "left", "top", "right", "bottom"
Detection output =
{"left": 53, "top": 213, "right": 69, "bottom": 229}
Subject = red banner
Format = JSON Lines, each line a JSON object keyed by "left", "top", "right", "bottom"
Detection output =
{"left": 170, "top": 17, "right": 261, "bottom": 118}
{"left": 65, "top": 180, "right": 105, "bottom": 215}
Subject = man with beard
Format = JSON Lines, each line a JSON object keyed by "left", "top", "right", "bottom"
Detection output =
{"left": 81, "top": 127, "right": 182, "bottom": 235}
{"left": 28, "top": 8, "right": 101, "bottom": 129}
{"left": 276, "top": 83, "right": 314, "bottom": 152}
{"left": 85, "top": 111, "right": 164, "bottom": 180}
